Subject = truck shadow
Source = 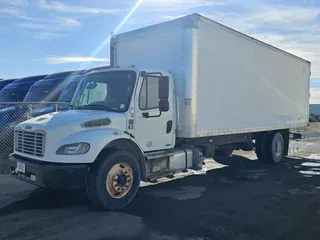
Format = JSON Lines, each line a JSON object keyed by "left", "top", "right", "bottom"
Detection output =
{"left": 0, "top": 154, "right": 320, "bottom": 239}
{"left": 122, "top": 155, "right": 320, "bottom": 238}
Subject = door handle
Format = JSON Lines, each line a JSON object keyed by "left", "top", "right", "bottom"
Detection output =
{"left": 166, "top": 120, "right": 173, "bottom": 133}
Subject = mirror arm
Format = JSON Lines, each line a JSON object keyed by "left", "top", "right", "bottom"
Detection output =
{"left": 142, "top": 111, "right": 162, "bottom": 118}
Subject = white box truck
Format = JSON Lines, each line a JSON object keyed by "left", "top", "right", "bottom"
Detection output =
{"left": 9, "top": 13, "right": 310, "bottom": 210}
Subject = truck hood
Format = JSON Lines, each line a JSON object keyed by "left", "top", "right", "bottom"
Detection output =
{"left": 17, "top": 109, "right": 126, "bottom": 131}
{"left": 15, "top": 110, "right": 128, "bottom": 160}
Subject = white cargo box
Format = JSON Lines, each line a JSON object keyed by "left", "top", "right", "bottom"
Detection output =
{"left": 113, "top": 13, "right": 311, "bottom": 138}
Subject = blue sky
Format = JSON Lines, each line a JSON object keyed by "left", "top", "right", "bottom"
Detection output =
{"left": 1, "top": 0, "right": 320, "bottom": 100}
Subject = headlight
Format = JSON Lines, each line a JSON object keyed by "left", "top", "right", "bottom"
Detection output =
{"left": 56, "top": 142, "right": 90, "bottom": 155}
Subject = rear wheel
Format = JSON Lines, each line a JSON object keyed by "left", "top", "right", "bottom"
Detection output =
{"left": 256, "top": 131, "right": 286, "bottom": 164}
{"left": 255, "top": 133, "right": 268, "bottom": 163}
{"left": 87, "top": 151, "right": 141, "bottom": 210}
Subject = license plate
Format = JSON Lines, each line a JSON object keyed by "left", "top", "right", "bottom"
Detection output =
{"left": 16, "top": 162, "right": 25, "bottom": 174}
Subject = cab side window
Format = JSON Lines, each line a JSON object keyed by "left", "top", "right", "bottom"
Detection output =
{"left": 139, "top": 76, "right": 159, "bottom": 110}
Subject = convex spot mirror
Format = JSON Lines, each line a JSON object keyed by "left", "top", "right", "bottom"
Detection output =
{"left": 159, "top": 76, "right": 169, "bottom": 100}
{"left": 159, "top": 99, "right": 169, "bottom": 112}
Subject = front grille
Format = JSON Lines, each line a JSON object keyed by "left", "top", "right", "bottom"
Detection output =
{"left": 15, "top": 129, "right": 46, "bottom": 157}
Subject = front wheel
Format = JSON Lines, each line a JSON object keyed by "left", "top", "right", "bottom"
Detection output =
{"left": 87, "top": 151, "right": 141, "bottom": 211}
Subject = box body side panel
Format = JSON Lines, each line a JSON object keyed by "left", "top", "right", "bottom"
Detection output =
{"left": 196, "top": 19, "right": 310, "bottom": 137}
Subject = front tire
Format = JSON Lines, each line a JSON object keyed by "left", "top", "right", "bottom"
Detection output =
{"left": 88, "top": 151, "right": 141, "bottom": 211}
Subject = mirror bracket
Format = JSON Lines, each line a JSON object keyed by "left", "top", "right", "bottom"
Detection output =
{"left": 143, "top": 111, "right": 162, "bottom": 119}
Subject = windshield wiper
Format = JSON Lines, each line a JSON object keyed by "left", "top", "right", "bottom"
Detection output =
{"left": 74, "top": 104, "right": 113, "bottom": 111}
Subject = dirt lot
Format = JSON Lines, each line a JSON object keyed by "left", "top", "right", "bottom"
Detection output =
{"left": 0, "top": 138, "right": 320, "bottom": 240}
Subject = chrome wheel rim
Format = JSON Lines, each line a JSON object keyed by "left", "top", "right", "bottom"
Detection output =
{"left": 106, "top": 163, "right": 133, "bottom": 199}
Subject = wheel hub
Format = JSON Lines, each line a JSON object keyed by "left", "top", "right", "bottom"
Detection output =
{"left": 106, "top": 163, "right": 133, "bottom": 199}
{"left": 116, "top": 174, "right": 128, "bottom": 188}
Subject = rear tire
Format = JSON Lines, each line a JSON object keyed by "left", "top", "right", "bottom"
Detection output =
{"left": 256, "top": 131, "right": 286, "bottom": 164}
{"left": 255, "top": 132, "right": 268, "bottom": 163}
{"left": 88, "top": 151, "right": 141, "bottom": 211}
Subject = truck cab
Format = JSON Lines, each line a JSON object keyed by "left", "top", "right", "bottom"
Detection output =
{"left": 8, "top": 68, "right": 186, "bottom": 210}
{"left": 69, "top": 68, "right": 175, "bottom": 152}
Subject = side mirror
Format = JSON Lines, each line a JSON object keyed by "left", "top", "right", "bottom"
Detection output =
{"left": 159, "top": 99, "right": 169, "bottom": 112}
{"left": 159, "top": 76, "right": 169, "bottom": 100}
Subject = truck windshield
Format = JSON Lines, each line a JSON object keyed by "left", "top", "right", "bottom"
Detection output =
{"left": 57, "top": 77, "right": 81, "bottom": 103}
{"left": 71, "top": 71, "right": 136, "bottom": 112}
{"left": 23, "top": 79, "right": 64, "bottom": 102}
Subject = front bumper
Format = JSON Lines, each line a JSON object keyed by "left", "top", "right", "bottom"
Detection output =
{"left": 9, "top": 154, "right": 90, "bottom": 190}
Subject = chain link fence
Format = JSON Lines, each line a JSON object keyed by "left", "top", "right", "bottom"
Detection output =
{"left": 0, "top": 102, "right": 69, "bottom": 173}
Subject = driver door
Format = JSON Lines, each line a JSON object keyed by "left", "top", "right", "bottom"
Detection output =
{"left": 134, "top": 74, "right": 174, "bottom": 152}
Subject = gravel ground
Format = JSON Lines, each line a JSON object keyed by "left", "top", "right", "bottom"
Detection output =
{"left": 0, "top": 138, "right": 320, "bottom": 240}
{"left": 0, "top": 175, "right": 35, "bottom": 209}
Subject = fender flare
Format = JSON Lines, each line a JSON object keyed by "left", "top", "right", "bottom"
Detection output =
{"left": 96, "top": 138, "right": 147, "bottom": 181}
